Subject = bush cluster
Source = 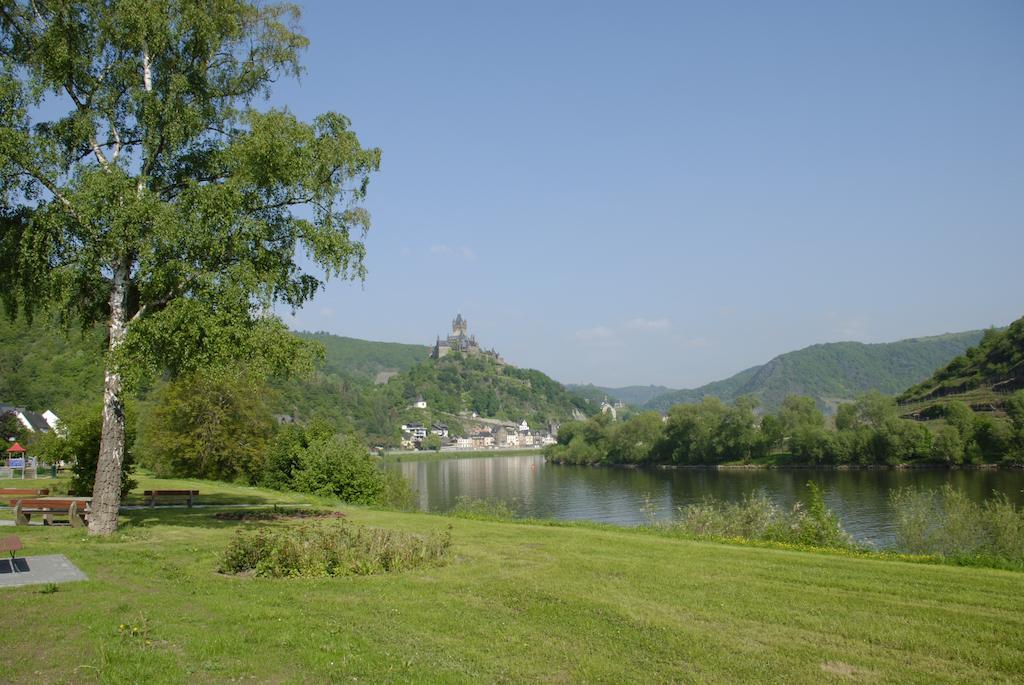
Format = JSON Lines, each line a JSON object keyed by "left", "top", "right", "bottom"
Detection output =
{"left": 260, "top": 421, "right": 415, "bottom": 509}
{"left": 448, "top": 496, "right": 516, "bottom": 520}
{"left": 891, "top": 486, "right": 1024, "bottom": 564}
{"left": 218, "top": 520, "right": 452, "bottom": 577}
{"left": 666, "top": 483, "right": 853, "bottom": 549}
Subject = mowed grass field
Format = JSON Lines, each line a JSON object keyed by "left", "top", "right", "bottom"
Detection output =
{"left": 2, "top": 477, "right": 1023, "bottom": 683}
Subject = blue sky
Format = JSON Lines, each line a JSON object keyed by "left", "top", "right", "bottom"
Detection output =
{"left": 272, "top": 0, "right": 1024, "bottom": 388}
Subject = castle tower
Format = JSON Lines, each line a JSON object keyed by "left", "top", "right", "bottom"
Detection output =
{"left": 452, "top": 313, "right": 468, "bottom": 337}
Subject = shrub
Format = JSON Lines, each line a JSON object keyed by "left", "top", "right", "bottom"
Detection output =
{"left": 890, "top": 486, "right": 1024, "bottom": 563}
{"left": 291, "top": 433, "right": 387, "bottom": 504}
{"left": 668, "top": 483, "right": 852, "bottom": 549}
{"left": 218, "top": 520, "right": 452, "bottom": 577}
{"left": 449, "top": 496, "right": 516, "bottom": 520}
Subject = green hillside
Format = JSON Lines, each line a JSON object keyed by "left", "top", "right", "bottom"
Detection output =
{"left": 566, "top": 383, "right": 677, "bottom": 407}
{"left": 380, "top": 353, "right": 593, "bottom": 428}
{"left": 294, "top": 331, "right": 429, "bottom": 383}
{"left": 645, "top": 331, "right": 985, "bottom": 413}
{"left": 898, "top": 316, "right": 1024, "bottom": 416}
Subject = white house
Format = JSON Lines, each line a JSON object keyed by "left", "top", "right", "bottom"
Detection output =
{"left": 430, "top": 423, "right": 449, "bottom": 438}
{"left": 0, "top": 404, "right": 60, "bottom": 435}
{"left": 413, "top": 396, "right": 428, "bottom": 410}
{"left": 518, "top": 419, "right": 529, "bottom": 432}
{"left": 401, "top": 422, "right": 427, "bottom": 440}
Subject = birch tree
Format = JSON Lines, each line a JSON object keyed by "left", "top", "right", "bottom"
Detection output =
{"left": 0, "top": 0, "right": 380, "bottom": 534}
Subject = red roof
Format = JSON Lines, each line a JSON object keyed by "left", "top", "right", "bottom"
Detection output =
{"left": 6, "top": 442, "right": 26, "bottom": 453}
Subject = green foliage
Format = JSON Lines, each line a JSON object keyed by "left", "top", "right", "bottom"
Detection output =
{"left": 218, "top": 521, "right": 452, "bottom": 577}
{"left": 546, "top": 388, "right": 1015, "bottom": 466}
{"left": 0, "top": 411, "right": 28, "bottom": 444}
{"left": 35, "top": 403, "right": 137, "bottom": 497}
{"left": 891, "top": 486, "right": 1024, "bottom": 564}
{"left": 134, "top": 369, "right": 273, "bottom": 482}
{"left": 290, "top": 433, "right": 388, "bottom": 504}
{"left": 0, "top": 316, "right": 106, "bottom": 411}
{"left": 449, "top": 496, "right": 516, "bottom": 520}
{"left": 646, "top": 330, "right": 985, "bottom": 412}
{"left": 902, "top": 318, "right": 1024, "bottom": 400}
{"left": 666, "top": 483, "right": 852, "bottom": 549}
{"left": 0, "top": 1, "right": 381, "bottom": 528}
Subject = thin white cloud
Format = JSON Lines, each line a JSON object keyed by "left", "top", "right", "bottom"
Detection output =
{"left": 575, "top": 326, "right": 615, "bottom": 341}
{"left": 625, "top": 317, "right": 672, "bottom": 332}
{"left": 428, "top": 244, "right": 476, "bottom": 261}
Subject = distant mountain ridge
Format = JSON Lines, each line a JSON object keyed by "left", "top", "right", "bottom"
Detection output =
{"left": 565, "top": 384, "right": 678, "bottom": 407}
{"left": 644, "top": 330, "right": 987, "bottom": 413}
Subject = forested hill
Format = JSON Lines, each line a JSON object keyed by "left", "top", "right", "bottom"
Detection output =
{"left": 899, "top": 316, "right": 1024, "bottom": 408}
{"left": 644, "top": 330, "right": 986, "bottom": 413}
{"left": 293, "top": 331, "right": 429, "bottom": 383}
{"left": 382, "top": 353, "right": 593, "bottom": 426}
{"left": 0, "top": 315, "right": 105, "bottom": 411}
{"left": 565, "top": 384, "right": 677, "bottom": 407}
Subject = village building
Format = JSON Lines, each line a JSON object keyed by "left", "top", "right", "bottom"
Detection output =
{"left": 0, "top": 404, "right": 61, "bottom": 436}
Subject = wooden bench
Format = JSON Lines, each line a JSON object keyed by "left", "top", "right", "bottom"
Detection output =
{"left": 11, "top": 499, "right": 89, "bottom": 527}
{"left": 144, "top": 490, "right": 199, "bottom": 507}
{"left": 1, "top": 534, "right": 23, "bottom": 570}
{"left": 0, "top": 488, "right": 50, "bottom": 497}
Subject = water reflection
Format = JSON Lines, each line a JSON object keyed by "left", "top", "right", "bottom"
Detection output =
{"left": 387, "top": 455, "right": 1024, "bottom": 546}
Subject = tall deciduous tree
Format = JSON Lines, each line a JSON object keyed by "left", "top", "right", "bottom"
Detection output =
{"left": 0, "top": 1, "right": 380, "bottom": 533}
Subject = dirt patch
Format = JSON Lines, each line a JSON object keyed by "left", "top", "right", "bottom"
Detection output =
{"left": 820, "top": 661, "right": 863, "bottom": 678}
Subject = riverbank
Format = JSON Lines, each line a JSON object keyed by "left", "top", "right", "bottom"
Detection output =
{"left": 549, "top": 455, "right": 1021, "bottom": 470}
{"left": 2, "top": 476, "right": 1022, "bottom": 683}
{"left": 377, "top": 448, "right": 543, "bottom": 464}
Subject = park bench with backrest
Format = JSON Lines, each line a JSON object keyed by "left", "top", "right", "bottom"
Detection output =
{"left": 10, "top": 499, "right": 89, "bottom": 527}
{"left": 144, "top": 490, "right": 199, "bottom": 507}
{"left": 1, "top": 534, "right": 23, "bottom": 569}
{"left": 0, "top": 488, "right": 50, "bottom": 497}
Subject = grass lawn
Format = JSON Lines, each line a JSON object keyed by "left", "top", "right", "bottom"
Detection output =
{"left": 2, "top": 478, "right": 1023, "bottom": 683}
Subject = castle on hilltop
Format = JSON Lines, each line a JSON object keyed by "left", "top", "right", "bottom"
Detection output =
{"left": 431, "top": 313, "right": 502, "bottom": 362}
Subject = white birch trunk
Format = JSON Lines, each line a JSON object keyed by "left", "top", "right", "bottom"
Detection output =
{"left": 88, "top": 264, "right": 129, "bottom": 535}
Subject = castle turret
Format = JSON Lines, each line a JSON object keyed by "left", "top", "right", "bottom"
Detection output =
{"left": 452, "top": 313, "right": 468, "bottom": 337}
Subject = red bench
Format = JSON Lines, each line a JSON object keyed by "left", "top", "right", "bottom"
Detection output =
{"left": 143, "top": 490, "right": 199, "bottom": 507}
{"left": 0, "top": 488, "right": 50, "bottom": 497}
{"left": 10, "top": 499, "right": 90, "bottom": 527}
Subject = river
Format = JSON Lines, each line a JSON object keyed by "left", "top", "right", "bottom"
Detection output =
{"left": 386, "top": 453, "right": 1024, "bottom": 547}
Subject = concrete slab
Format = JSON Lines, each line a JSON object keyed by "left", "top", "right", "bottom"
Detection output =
{"left": 0, "top": 554, "right": 88, "bottom": 588}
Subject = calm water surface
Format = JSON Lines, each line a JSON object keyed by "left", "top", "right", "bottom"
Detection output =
{"left": 387, "top": 454, "right": 1024, "bottom": 547}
